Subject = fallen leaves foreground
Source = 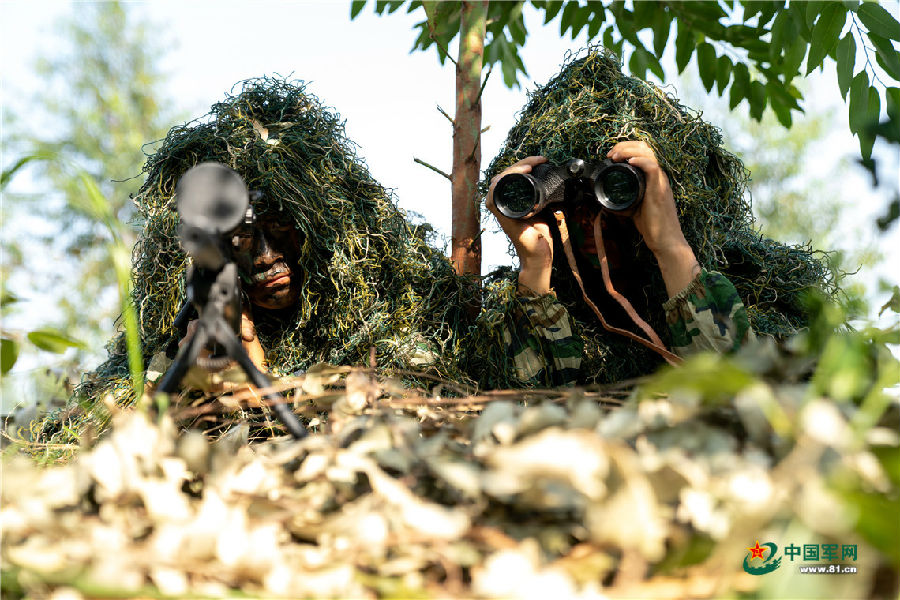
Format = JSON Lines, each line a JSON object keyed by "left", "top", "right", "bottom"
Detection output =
{"left": 2, "top": 363, "right": 898, "bottom": 599}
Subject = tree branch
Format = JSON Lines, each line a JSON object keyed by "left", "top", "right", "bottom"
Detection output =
{"left": 476, "top": 63, "right": 493, "bottom": 103}
{"left": 422, "top": 1, "right": 458, "bottom": 67}
{"left": 414, "top": 157, "right": 452, "bottom": 181}
{"left": 437, "top": 104, "right": 455, "bottom": 126}
{"left": 851, "top": 15, "right": 888, "bottom": 89}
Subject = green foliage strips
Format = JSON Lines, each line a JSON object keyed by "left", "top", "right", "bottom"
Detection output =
{"left": 351, "top": 0, "right": 900, "bottom": 160}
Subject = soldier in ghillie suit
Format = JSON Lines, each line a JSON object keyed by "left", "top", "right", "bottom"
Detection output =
{"left": 72, "top": 78, "right": 483, "bottom": 422}
{"left": 474, "top": 47, "right": 834, "bottom": 387}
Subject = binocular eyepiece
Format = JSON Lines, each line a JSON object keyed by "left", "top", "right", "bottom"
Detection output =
{"left": 492, "top": 158, "right": 646, "bottom": 220}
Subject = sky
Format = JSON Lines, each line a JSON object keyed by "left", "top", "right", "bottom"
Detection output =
{"left": 1, "top": 0, "right": 898, "bottom": 410}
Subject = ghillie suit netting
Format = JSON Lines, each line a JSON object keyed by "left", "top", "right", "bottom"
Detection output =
{"left": 482, "top": 47, "right": 836, "bottom": 383}
{"left": 57, "top": 78, "right": 482, "bottom": 439}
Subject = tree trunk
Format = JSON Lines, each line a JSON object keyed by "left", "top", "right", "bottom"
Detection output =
{"left": 451, "top": 0, "right": 486, "bottom": 279}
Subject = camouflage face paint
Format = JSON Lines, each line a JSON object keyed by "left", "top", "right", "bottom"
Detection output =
{"left": 233, "top": 214, "right": 304, "bottom": 311}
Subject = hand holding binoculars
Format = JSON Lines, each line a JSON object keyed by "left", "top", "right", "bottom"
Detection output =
{"left": 492, "top": 158, "right": 646, "bottom": 220}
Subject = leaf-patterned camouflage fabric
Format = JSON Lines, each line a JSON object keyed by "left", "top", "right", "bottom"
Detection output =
{"left": 505, "top": 270, "right": 754, "bottom": 386}
{"left": 664, "top": 270, "right": 755, "bottom": 355}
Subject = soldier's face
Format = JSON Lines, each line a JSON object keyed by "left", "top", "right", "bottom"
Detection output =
{"left": 234, "top": 215, "right": 304, "bottom": 310}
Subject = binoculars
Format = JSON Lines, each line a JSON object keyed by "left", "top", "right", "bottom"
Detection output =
{"left": 492, "top": 158, "right": 645, "bottom": 220}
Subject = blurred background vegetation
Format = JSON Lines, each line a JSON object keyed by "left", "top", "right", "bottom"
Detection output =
{"left": 2, "top": 2, "right": 179, "bottom": 411}
{"left": 1, "top": 0, "right": 897, "bottom": 411}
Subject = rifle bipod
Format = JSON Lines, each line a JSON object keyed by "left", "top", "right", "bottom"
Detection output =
{"left": 156, "top": 263, "right": 307, "bottom": 441}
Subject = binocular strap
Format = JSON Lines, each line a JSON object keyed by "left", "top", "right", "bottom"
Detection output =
{"left": 552, "top": 210, "right": 682, "bottom": 367}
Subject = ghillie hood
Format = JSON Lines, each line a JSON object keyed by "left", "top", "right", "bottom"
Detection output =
{"left": 483, "top": 47, "right": 835, "bottom": 382}
{"left": 82, "top": 78, "right": 479, "bottom": 408}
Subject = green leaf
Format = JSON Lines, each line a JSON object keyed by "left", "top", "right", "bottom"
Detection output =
{"left": 652, "top": 10, "right": 671, "bottom": 56}
{"left": 770, "top": 94, "right": 794, "bottom": 127}
{"left": 412, "top": 24, "right": 438, "bottom": 56}
{"left": 0, "top": 290, "right": 20, "bottom": 309}
{"left": 724, "top": 23, "right": 769, "bottom": 52}
{"left": 767, "top": 77, "right": 803, "bottom": 110}
{"left": 675, "top": 21, "right": 694, "bottom": 73}
{"left": 559, "top": 0, "right": 579, "bottom": 36}
{"left": 374, "top": 0, "right": 403, "bottom": 14}
{"left": 570, "top": 4, "right": 592, "bottom": 39}
{"left": 628, "top": 44, "right": 663, "bottom": 80}
{"left": 350, "top": 0, "right": 367, "bottom": 19}
{"left": 877, "top": 198, "right": 900, "bottom": 231}
{"left": 27, "top": 329, "right": 85, "bottom": 354}
{"left": 489, "top": 0, "right": 520, "bottom": 23}
{"left": 645, "top": 48, "right": 665, "bottom": 79}
{"left": 632, "top": 0, "right": 655, "bottom": 24}
{"left": 110, "top": 244, "right": 144, "bottom": 399}
{"left": 879, "top": 286, "right": 900, "bottom": 316}
{"left": 742, "top": 1, "right": 766, "bottom": 20}
{"left": 643, "top": 354, "right": 755, "bottom": 403}
{"left": 767, "top": 78, "right": 802, "bottom": 123}
{"left": 0, "top": 152, "right": 54, "bottom": 190}
{"left": 602, "top": 26, "right": 615, "bottom": 48}
{"left": 508, "top": 13, "right": 528, "bottom": 46}
{"left": 587, "top": 7, "right": 605, "bottom": 39}
{"left": 697, "top": 43, "right": 717, "bottom": 92}
{"left": 756, "top": 1, "right": 784, "bottom": 25}
{"left": 836, "top": 33, "right": 856, "bottom": 98}
{"left": 860, "top": 85, "right": 881, "bottom": 159}
{"left": 769, "top": 10, "right": 789, "bottom": 58}
{"left": 426, "top": 1, "right": 460, "bottom": 48}
{"left": 782, "top": 36, "right": 809, "bottom": 77}
{"left": 806, "top": 0, "right": 826, "bottom": 27}
{"left": 74, "top": 172, "right": 115, "bottom": 228}
{"left": 715, "top": 55, "right": 733, "bottom": 94}
{"left": 857, "top": 1, "right": 900, "bottom": 40}
{"left": 844, "top": 486, "right": 900, "bottom": 564}
{"left": 730, "top": 62, "right": 750, "bottom": 109}
{"left": 542, "top": 0, "right": 564, "bottom": 24}
{"left": 749, "top": 80, "right": 767, "bottom": 120}
{"left": 685, "top": 0, "right": 727, "bottom": 23}
{"left": 603, "top": 27, "right": 623, "bottom": 58}
{"left": 1, "top": 338, "right": 18, "bottom": 375}
{"left": 848, "top": 70, "right": 869, "bottom": 133}
{"left": 806, "top": 3, "right": 847, "bottom": 73}
{"left": 629, "top": 47, "right": 649, "bottom": 79}
{"left": 492, "top": 36, "right": 520, "bottom": 87}
{"left": 613, "top": 5, "right": 637, "bottom": 43}
{"left": 788, "top": 1, "right": 812, "bottom": 40}
{"left": 813, "top": 332, "right": 874, "bottom": 401}
{"left": 886, "top": 86, "right": 900, "bottom": 120}
{"left": 870, "top": 33, "right": 900, "bottom": 80}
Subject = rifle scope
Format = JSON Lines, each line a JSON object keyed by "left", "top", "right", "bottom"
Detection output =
{"left": 176, "top": 163, "right": 251, "bottom": 271}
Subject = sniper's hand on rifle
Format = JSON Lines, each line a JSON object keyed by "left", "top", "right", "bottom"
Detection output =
{"left": 179, "top": 305, "right": 268, "bottom": 393}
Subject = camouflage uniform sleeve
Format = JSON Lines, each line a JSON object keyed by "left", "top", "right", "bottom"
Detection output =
{"left": 663, "top": 269, "right": 755, "bottom": 356}
{"left": 503, "top": 287, "right": 583, "bottom": 386}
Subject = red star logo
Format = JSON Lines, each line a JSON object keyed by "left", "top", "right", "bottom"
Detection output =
{"left": 747, "top": 540, "right": 767, "bottom": 562}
